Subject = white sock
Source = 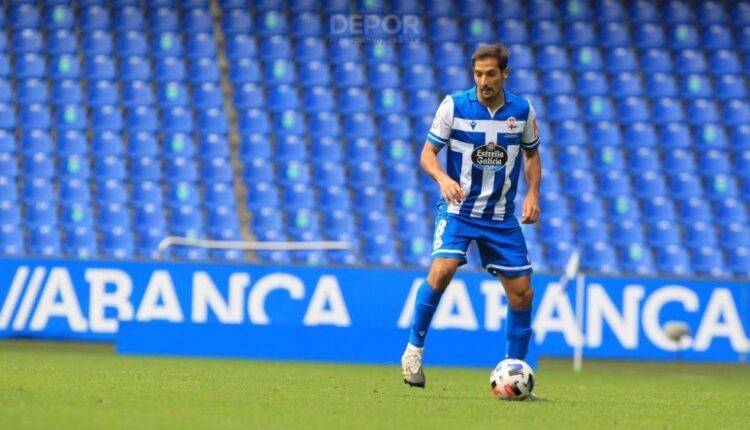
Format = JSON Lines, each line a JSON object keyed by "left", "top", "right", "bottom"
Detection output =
{"left": 406, "top": 343, "right": 424, "bottom": 354}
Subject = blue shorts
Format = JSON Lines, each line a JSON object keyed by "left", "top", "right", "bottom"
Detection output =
{"left": 430, "top": 206, "right": 533, "bottom": 278}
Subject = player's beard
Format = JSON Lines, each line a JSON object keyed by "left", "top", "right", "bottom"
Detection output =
{"left": 480, "top": 85, "right": 500, "bottom": 103}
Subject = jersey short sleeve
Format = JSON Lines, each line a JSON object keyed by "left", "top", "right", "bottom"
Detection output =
{"left": 426, "top": 96, "right": 454, "bottom": 149}
{"left": 521, "top": 101, "right": 540, "bottom": 150}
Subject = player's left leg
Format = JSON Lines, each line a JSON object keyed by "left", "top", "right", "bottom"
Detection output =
{"left": 476, "top": 221, "right": 534, "bottom": 360}
{"left": 497, "top": 273, "right": 533, "bottom": 360}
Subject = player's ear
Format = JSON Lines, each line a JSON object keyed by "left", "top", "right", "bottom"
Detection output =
{"left": 502, "top": 67, "right": 510, "bottom": 80}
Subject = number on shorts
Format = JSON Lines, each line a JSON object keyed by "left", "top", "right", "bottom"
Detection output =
{"left": 433, "top": 219, "right": 447, "bottom": 250}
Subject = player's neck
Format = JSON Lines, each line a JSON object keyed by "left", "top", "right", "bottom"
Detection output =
{"left": 477, "top": 90, "right": 505, "bottom": 113}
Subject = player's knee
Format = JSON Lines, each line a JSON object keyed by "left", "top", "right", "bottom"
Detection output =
{"left": 509, "top": 287, "right": 534, "bottom": 309}
{"left": 427, "top": 264, "right": 457, "bottom": 291}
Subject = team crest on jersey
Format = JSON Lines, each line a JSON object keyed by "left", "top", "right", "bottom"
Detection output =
{"left": 471, "top": 141, "right": 508, "bottom": 171}
{"left": 506, "top": 116, "right": 518, "bottom": 132}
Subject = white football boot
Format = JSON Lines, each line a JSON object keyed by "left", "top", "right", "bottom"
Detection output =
{"left": 401, "top": 345, "right": 425, "bottom": 388}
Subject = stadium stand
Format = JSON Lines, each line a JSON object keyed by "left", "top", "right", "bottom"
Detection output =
{"left": 0, "top": 0, "right": 748, "bottom": 278}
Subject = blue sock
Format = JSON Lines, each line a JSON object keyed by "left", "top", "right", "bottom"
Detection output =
{"left": 408, "top": 280, "right": 443, "bottom": 348}
{"left": 506, "top": 307, "right": 533, "bottom": 360}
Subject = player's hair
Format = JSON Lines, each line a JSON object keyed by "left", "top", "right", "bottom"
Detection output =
{"left": 471, "top": 43, "right": 510, "bottom": 70}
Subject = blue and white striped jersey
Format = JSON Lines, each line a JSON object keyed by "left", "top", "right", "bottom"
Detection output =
{"left": 426, "top": 86, "right": 540, "bottom": 222}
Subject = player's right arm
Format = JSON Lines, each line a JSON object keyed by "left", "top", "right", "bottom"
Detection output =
{"left": 421, "top": 96, "right": 464, "bottom": 205}
{"left": 420, "top": 143, "right": 464, "bottom": 205}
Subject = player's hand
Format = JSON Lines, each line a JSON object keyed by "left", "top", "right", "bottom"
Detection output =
{"left": 521, "top": 193, "right": 540, "bottom": 224}
{"left": 438, "top": 177, "right": 464, "bottom": 206}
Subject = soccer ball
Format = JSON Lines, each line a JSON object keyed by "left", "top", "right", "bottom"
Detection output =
{"left": 489, "top": 359, "right": 535, "bottom": 401}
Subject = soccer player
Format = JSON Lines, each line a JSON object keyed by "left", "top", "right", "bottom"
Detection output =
{"left": 401, "top": 43, "right": 542, "bottom": 391}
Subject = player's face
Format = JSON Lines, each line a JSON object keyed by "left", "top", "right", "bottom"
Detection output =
{"left": 473, "top": 58, "right": 509, "bottom": 102}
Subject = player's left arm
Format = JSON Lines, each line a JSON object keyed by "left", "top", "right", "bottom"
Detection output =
{"left": 520, "top": 103, "right": 541, "bottom": 224}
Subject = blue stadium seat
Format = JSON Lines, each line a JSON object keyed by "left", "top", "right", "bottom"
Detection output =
{"left": 399, "top": 41, "right": 431, "bottom": 66}
{"left": 304, "top": 136, "right": 340, "bottom": 164}
{"left": 581, "top": 242, "right": 619, "bottom": 274}
{"left": 536, "top": 46, "right": 569, "bottom": 71}
{"left": 463, "top": 18, "right": 494, "bottom": 45}
{"left": 588, "top": 121, "right": 622, "bottom": 147}
{"left": 95, "top": 178, "right": 128, "bottom": 206}
{"left": 618, "top": 243, "right": 656, "bottom": 275}
{"left": 540, "top": 192, "right": 569, "bottom": 218}
{"left": 715, "top": 75, "right": 747, "bottom": 101}
{"left": 329, "top": 39, "right": 361, "bottom": 64}
{"left": 709, "top": 50, "right": 741, "bottom": 76}
{"left": 117, "top": 31, "right": 148, "bottom": 57}
{"left": 702, "top": 25, "right": 733, "bottom": 50}
{"left": 368, "top": 64, "right": 400, "bottom": 90}
{"left": 669, "top": 173, "right": 703, "bottom": 201}
{"left": 577, "top": 71, "right": 608, "bottom": 97}
{"left": 154, "top": 57, "right": 185, "bottom": 82}
{"left": 582, "top": 96, "right": 614, "bottom": 122}
{"left": 432, "top": 42, "right": 465, "bottom": 68}
{"left": 128, "top": 157, "right": 160, "bottom": 184}
{"left": 634, "top": 171, "right": 667, "bottom": 199}
{"left": 184, "top": 7, "right": 213, "bottom": 33}
{"left": 25, "top": 200, "right": 58, "bottom": 229}
{"left": 131, "top": 181, "right": 163, "bottom": 207}
{"left": 531, "top": 20, "right": 561, "bottom": 46}
{"left": 429, "top": 17, "right": 460, "bottom": 43}
{"left": 349, "top": 161, "right": 382, "bottom": 189}
{"left": 225, "top": 35, "right": 256, "bottom": 62}
{"left": 148, "top": 7, "right": 178, "bottom": 33}
{"left": 681, "top": 74, "right": 713, "bottom": 99}
{"left": 634, "top": 23, "right": 665, "bottom": 49}
{"left": 280, "top": 183, "right": 314, "bottom": 211}
{"left": 599, "top": 22, "right": 630, "bottom": 47}
{"left": 723, "top": 100, "right": 750, "bottom": 126}
{"left": 714, "top": 197, "right": 747, "bottom": 226}
{"left": 644, "top": 72, "right": 677, "bottom": 98}
{"left": 642, "top": 196, "right": 676, "bottom": 223}
{"left": 82, "top": 31, "right": 113, "bottom": 56}
{"left": 441, "top": 64, "right": 469, "bottom": 96}
{"left": 648, "top": 220, "right": 682, "bottom": 248}
{"left": 320, "top": 186, "right": 352, "bottom": 213}
{"left": 259, "top": 35, "right": 291, "bottom": 62}
{"left": 618, "top": 97, "right": 650, "bottom": 123}
{"left": 727, "top": 246, "right": 750, "bottom": 277}
{"left": 684, "top": 221, "right": 718, "bottom": 251}
{"left": 541, "top": 70, "right": 573, "bottom": 95}
{"left": 496, "top": 19, "right": 528, "bottom": 45}
{"left": 100, "top": 227, "right": 134, "bottom": 259}
{"left": 506, "top": 69, "right": 538, "bottom": 94}
{"left": 87, "top": 80, "right": 119, "bottom": 107}
{"left": 674, "top": 49, "right": 706, "bottom": 75}
{"left": 81, "top": 5, "right": 109, "bottom": 31}
{"left": 651, "top": 97, "right": 684, "bottom": 124}
{"left": 570, "top": 47, "right": 603, "bottom": 72}
{"left": 545, "top": 240, "right": 574, "bottom": 271}
{"left": 564, "top": 21, "right": 595, "bottom": 46}
{"left": 656, "top": 245, "right": 692, "bottom": 276}
{"left": 0, "top": 223, "right": 23, "bottom": 255}
{"left": 592, "top": 146, "right": 625, "bottom": 173}
{"left": 659, "top": 123, "right": 692, "bottom": 150}
{"left": 546, "top": 95, "right": 579, "bottom": 122}
{"left": 98, "top": 201, "right": 131, "bottom": 231}
{"left": 686, "top": 99, "right": 719, "bottom": 123}
{"left": 19, "top": 131, "right": 51, "bottom": 158}
{"left": 608, "top": 196, "right": 640, "bottom": 223}
{"left": 720, "top": 222, "right": 750, "bottom": 251}
{"left": 679, "top": 197, "right": 713, "bottom": 224}
{"left": 605, "top": 48, "right": 637, "bottom": 73}
{"left": 299, "top": 62, "right": 330, "bottom": 88}
{"left": 125, "top": 106, "right": 157, "bottom": 133}
{"left": 28, "top": 226, "right": 61, "bottom": 257}
{"left": 204, "top": 182, "right": 236, "bottom": 209}
{"left": 190, "top": 58, "right": 221, "bottom": 83}
{"left": 222, "top": 8, "right": 252, "bottom": 35}
{"left": 402, "top": 65, "right": 435, "bottom": 91}
{"left": 47, "top": 30, "right": 77, "bottom": 55}
{"left": 114, "top": 6, "right": 143, "bottom": 31}
{"left": 13, "top": 28, "right": 43, "bottom": 53}
{"left": 539, "top": 216, "right": 573, "bottom": 245}
{"left": 120, "top": 56, "right": 151, "bottom": 81}
{"left": 122, "top": 81, "right": 155, "bottom": 108}
{"left": 697, "top": 0, "right": 727, "bottom": 25}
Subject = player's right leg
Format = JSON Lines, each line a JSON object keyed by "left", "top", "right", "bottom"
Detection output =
{"left": 402, "top": 212, "right": 470, "bottom": 387}
{"left": 402, "top": 258, "right": 460, "bottom": 387}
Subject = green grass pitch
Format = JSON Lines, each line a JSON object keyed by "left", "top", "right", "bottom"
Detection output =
{"left": 1, "top": 340, "right": 749, "bottom": 430}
